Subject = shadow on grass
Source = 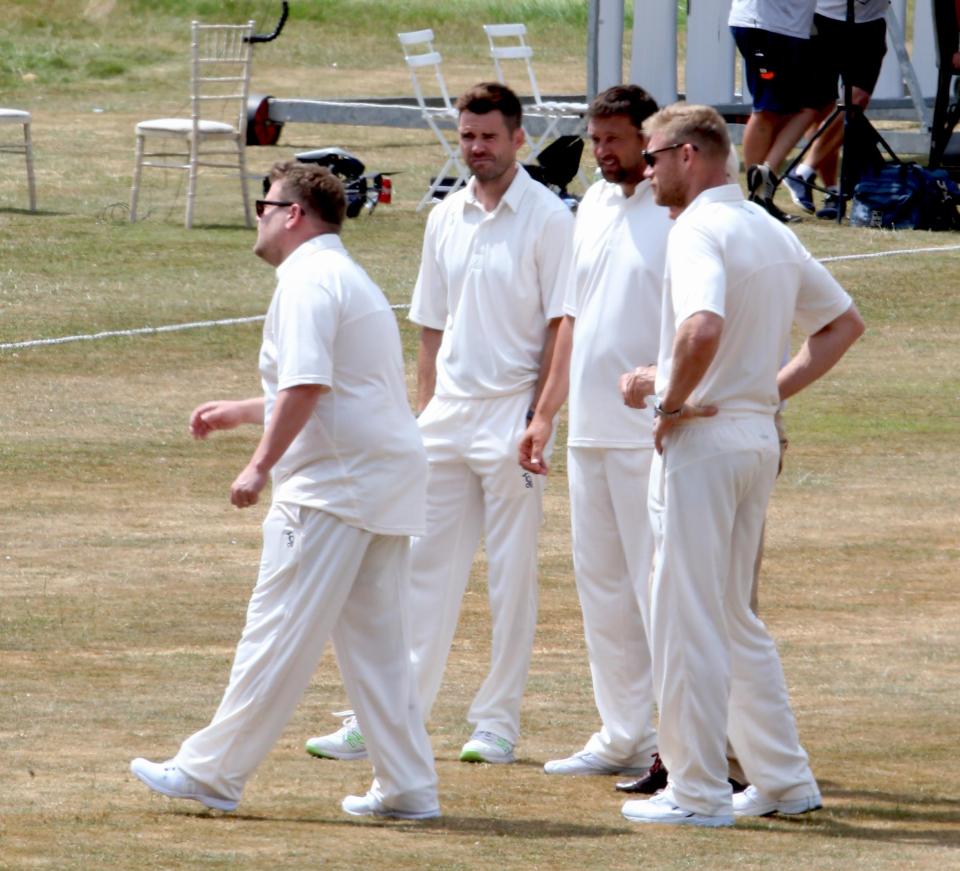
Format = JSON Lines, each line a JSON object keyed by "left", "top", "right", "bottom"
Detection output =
{"left": 171, "top": 809, "right": 628, "bottom": 838}
{"left": 822, "top": 783, "right": 960, "bottom": 810}
{"left": 733, "top": 785, "right": 960, "bottom": 850}
{"left": 0, "top": 207, "right": 69, "bottom": 216}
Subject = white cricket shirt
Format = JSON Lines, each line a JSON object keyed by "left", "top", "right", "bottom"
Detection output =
{"left": 565, "top": 178, "right": 672, "bottom": 448}
{"left": 260, "top": 234, "right": 427, "bottom": 535}
{"left": 728, "top": 0, "right": 818, "bottom": 38}
{"left": 655, "top": 184, "right": 853, "bottom": 416}
{"left": 409, "top": 165, "right": 574, "bottom": 399}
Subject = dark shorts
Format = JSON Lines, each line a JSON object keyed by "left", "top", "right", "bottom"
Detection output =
{"left": 808, "top": 14, "right": 888, "bottom": 106}
{"left": 731, "top": 26, "right": 813, "bottom": 114}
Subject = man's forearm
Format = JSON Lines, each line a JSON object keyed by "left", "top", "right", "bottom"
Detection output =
{"left": 660, "top": 312, "right": 724, "bottom": 411}
{"left": 233, "top": 397, "right": 266, "bottom": 425}
{"left": 416, "top": 327, "right": 443, "bottom": 414}
{"left": 248, "top": 384, "right": 327, "bottom": 475}
{"left": 777, "top": 305, "right": 865, "bottom": 402}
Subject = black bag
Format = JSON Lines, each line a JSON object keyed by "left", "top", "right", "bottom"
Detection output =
{"left": 849, "top": 162, "right": 960, "bottom": 230}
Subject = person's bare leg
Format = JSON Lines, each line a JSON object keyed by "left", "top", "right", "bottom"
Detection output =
{"left": 741, "top": 111, "right": 784, "bottom": 169}
{"left": 766, "top": 107, "right": 818, "bottom": 174}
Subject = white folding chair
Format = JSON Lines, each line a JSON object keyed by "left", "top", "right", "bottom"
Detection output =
{"left": 397, "top": 28, "right": 470, "bottom": 210}
{"left": 483, "top": 23, "right": 588, "bottom": 163}
{"left": 0, "top": 108, "right": 37, "bottom": 211}
{"left": 130, "top": 20, "right": 254, "bottom": 229}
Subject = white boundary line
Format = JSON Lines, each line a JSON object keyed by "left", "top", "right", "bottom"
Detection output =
{"left": 819, "top": 244, "right": 960, "bottom": 263}
{"left": 2, "top": 245, "right": 958, "bottom": 352}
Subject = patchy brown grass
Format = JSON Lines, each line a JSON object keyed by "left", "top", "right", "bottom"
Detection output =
{"left": 1, "top": 4, "right": 959, "bottom": 870}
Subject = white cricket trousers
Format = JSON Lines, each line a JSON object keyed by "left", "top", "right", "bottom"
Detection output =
{"left": 567, "top": 446, "right": 658, "bottom": 767}
{"left": 409, "top": 392, "right": 544, "bottom": 744}
{"left": 175, "top": 503, "right": 438, "bottom": 814}
{"left": 648, "top": 416, "right": 817, "bottom": 817}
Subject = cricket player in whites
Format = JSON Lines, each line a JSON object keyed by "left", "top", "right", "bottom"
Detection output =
{"left": 307, "top": 82, "right": 573, "bottom": 764}
{"left": 519, "top": 85, "right": 676, "bottom": 778}
{"left": 621, "top": 104, "right": 864, "bottom": 826}
{"left": 130, "top": 162, "right": 439, "bottom": 820}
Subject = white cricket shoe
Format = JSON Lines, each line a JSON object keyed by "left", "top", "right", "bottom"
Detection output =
{"left": 305, "top": 710, "right": 368, "bottom": 761}
{"left": 733, "top": 784, "right": 822, "bottom": 818}
{"left": 459, "top": 730, "right": 515, "bottom": 764}
{"left": 130, "top": 758, "right": 237, "bottom": 812}
{"left": 341, "top": 791, "right": 440, "bottom": 820}
{"left": 544, "top": 749, "right": 654, "bottom": 776}
{"left": 622, "top": 787, "right": 734, "bottom": 827}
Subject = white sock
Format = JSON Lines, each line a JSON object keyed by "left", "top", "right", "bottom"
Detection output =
{"left": 795, "top": 164, "right": 816, "bottom": 181}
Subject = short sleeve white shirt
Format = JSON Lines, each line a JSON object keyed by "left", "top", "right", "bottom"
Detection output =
{"left": 409, "top": 166, "right": 574, "bottom": 399}
{"left": 816, "top": 0, "right": 889, "bottom": 22}
{"left": 729, "top": 0, "right": 818, "bottom": 38}
{"left": 260, "top": 235, "right": 427, "bottom": 535}
{"left": 565, "top": 179, "right": 672, "bottom": 448}
{"left": 654, "top": 184, "right": 853, "bottom": 416}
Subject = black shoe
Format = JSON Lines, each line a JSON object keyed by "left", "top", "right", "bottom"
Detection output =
{"left": 756, "top": 194, "right": 802, "bottom": 223}
{"left": 746, "top": 163, "right": 777, "bottom": 201}
{"left": 747, "top": 163, "right": 801, "bottom": 224}
{"left": 615, "top": 753, "right": 668, "bottom": 794}
{"left": 816, "top": 191, "right": 841, "bottom": 220}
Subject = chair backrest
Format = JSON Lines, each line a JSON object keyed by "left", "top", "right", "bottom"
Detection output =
{"left": 397, "top": 29, "right": 455, "bottom": 111}
{"left": 190, "top": 20, "right": 255, "bottom": 134}
{"left": 483, "top": 23, "right": 544, "bottom": 106}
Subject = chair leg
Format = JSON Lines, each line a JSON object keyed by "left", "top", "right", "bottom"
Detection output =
{"left": 185, "top": 134, "right": 200, "bottom": 229}
{"left": 130, "top": 133, "right": 145, "bottom": 223}
{"left": 23, "top": 121, "right": 36, "bottom": 212}
{"left": 236, "top": 138, "right": 253, "bottom": 228}
{"left": 419, "top": 116, "right": 469, "bottom": 211}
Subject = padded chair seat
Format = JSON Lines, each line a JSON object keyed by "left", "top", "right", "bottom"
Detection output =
{"left": 136, "top": 117, "right": 237, "bottom": 135}
{"left": 0, "top": 108, "right": 31, "bottom": 123}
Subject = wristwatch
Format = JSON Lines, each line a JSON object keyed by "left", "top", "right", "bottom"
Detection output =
{"left": 653, "top": 397, "right": 683, "bottom": 419}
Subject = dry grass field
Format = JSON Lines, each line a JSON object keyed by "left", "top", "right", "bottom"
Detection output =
{"left": 1, "top": 2, "right": 959, "bottom": 869}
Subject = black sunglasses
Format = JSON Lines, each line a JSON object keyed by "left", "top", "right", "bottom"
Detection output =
{"left": 255, "top": 199, "right": 295, "bottom": 218}
{"left": 642, "top": 142, "right": 698, "bottom": 167}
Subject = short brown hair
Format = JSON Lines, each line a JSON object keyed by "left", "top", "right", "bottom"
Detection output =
{"left": 455, "top": 82, "right": 523, "bottom": 132}
{"left": 588, "top": 85, "right": 658, "bottom": 130}
{"left": 268, "top": 160, "right": 346, "bottom": 227}
{"left": 642, "top": 103, "right": 731, "bottom": 161}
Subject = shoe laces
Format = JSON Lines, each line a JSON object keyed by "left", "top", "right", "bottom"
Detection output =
{"left": 647, "top": 752, "right": 663, "bottom": 775}
{"left": 472, "top": 730, "right": 512, "bottom": 751}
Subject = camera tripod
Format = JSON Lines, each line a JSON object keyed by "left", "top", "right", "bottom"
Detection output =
{"left": 779, "top": 0, "right": 900, "bottom": 223}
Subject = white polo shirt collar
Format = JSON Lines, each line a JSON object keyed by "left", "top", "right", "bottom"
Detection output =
{"left": 276, "top": 232, "right": 345, "bottom": 280}
{"left": 678, "top": 183, "right": 744, "bottom": 224}
{"left": 462, "top": 163, "right": 530, "bottom": 216}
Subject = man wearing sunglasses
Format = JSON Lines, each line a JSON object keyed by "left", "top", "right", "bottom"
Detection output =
{"left": 518, "top": 85, "right": 671, "bottom": 783}
{"left": 130, "top": 161, "right": 439, "bottom": 821}
{"left": 619, "top": 104, "right": 864, "bottom": 827}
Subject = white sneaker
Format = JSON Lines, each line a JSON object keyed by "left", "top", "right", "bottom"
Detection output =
{"left": 459, "top": 730, "right": 515, "bottom": 764}
{"left": 622, "top": 787, "right": 734, "bottom": 827}
{"left": 544, "top": 749, "right": 654, "bottom": 776}
{"left": 341, "top": 791, "right": 440, "bottom": 820}
{"left": 733, "top": 784, "right": 822, "bottom": 818}
{"left": 130, "top": 758, "right": 237, "bottom": 812}
{"left": 305, "top": 710, "right": 368, "bottom": 761}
